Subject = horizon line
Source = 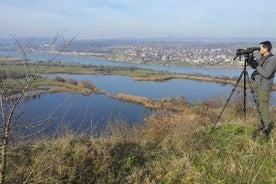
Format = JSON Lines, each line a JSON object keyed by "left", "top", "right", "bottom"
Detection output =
{"left": 1, "top": 36, "right": 275, "bottom": 42}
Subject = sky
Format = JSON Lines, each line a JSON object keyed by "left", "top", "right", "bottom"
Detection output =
{"left": 0, "top": 0, "right": 276, "bottom": 40}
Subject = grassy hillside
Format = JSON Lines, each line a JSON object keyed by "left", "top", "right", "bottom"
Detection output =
{"left": 1, "top": 58, "right": 275, "bottom": 183}
{"left": 3, "top": 97, "right": 276, "bottom": 183}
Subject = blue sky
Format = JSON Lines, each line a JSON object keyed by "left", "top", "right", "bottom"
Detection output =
{"left": 0, "top": 0, "right": 275, "bottom": 40}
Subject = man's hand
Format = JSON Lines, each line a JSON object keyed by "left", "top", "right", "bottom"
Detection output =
{"left": 247, "top": 55, "right": 258, "bottom": 69}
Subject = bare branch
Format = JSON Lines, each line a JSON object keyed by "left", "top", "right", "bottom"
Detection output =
{"left": 0, "top": 32, "right": 79, "bottom": 183}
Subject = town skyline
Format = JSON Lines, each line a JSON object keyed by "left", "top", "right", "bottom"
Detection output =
{"left": 2, "top": 37, "right": 275, "bottom": 67}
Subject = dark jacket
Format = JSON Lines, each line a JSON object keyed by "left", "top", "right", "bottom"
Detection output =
{"left": 255, "top": 53, "right": 276, "bottom": 92}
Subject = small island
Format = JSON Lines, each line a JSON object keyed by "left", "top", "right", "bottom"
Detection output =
{"left": 1, "top": 56, "right": 275, "bottom": 108}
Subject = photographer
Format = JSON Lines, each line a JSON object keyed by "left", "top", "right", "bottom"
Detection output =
{"left": 248, "top": 41, "right": 276, "bottom": 138}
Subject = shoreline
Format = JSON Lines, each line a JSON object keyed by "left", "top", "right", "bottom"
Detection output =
{"left": 2, "top": 64, "right": 276, "bottom": 110}
{"left": 1, "top": 59, "right": 276, "bottom": 90}
{"left": 1, "top": 52, "right": 243, "bottom": 69}
{"left": 57, "top": 51, "right": 245, "bottom": 69}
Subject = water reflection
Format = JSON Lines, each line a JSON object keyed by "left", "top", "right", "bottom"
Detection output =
{"left": 46, "top": 74, "right": 236, "bottom": 102}
{"left": 19, "top": 93, "right": 148, "bottom": 134}
{"left": 45, "top": 73, "right": 276, "bottom": 105}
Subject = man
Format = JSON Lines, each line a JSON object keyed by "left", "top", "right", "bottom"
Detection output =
{"left": 248, "top": 40, "right": 276, "bottom": 138}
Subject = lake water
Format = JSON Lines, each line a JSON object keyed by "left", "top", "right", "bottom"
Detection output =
{"left": 46, "top": 74, "right": 234, "bottom": 101}
{"left": 2, "top": 50, "right": 276, "bottom": 134}
{"left": 19, "top": 93, "right": 148, "bottom": 135}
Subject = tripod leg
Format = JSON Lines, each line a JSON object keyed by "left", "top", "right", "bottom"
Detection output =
{"left": 211, "top": 71, "right": 244, "bottom": 133}
{"left": 243, "top": 70, "right": 247, "bottom": 121}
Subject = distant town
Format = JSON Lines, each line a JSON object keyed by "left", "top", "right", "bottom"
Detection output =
{"left": 1, "top": 38, "right": 275, "bottom": 66}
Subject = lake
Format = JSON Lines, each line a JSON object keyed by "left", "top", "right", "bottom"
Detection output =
{"left": 18, "top": 93, "right": 149, "bottom": 135}
{"left": 2, "top": 51, "right": 276, "bottom": 134}
{"left": 46, "top": 74, "right": 234, "bottom": 101}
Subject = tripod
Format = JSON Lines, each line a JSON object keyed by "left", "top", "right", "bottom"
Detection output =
{"left": 211, "top": 57, "right": 265, "bottom": 133}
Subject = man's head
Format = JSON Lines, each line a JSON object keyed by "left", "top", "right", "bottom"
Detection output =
{"left": 259, "top": 41, "right": 272, "bottom": 56}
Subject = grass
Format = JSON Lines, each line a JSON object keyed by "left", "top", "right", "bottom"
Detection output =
{"left": 3, "top": 97, "right": 276, "bottom": 183}
{"left": 1, "top": 76, "right": 105, "bottom": 100}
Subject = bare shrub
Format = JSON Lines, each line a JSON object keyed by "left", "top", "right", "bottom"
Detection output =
{"left": 0, "top": 32, "right": 78, "bottom": 183}
{"left": 78, "top": 80, "right": 96, "bottom": 90}
{"left": 194, "top": 104, "right": 218, "bottom": 126}
{"left": 231, "top": 94, "right": 245, "bottom": 117}
{"left": 66, "top": 78, "right": 78, "bottom": 85}
{"left": 194, "top": 95, "right": 224, "bottom": 108}
{"left": 55, "top": 76, "right": 66, "bottom": 82}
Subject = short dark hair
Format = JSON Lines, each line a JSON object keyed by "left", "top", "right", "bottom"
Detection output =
{"left": 260, "top": 40, "right": 272, "bottom": 52}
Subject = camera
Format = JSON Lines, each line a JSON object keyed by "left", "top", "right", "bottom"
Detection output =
{"left": 234, "top": 47, "right": 260, "bottom": 60}
{"left": 236, "top": 47, "right": 260, "bottom": 55}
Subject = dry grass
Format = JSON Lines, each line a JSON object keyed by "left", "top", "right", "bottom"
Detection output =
{"left": 2, "top": 97, "right": 276, "bottom": 183}
{"left": 116, "top": 93, "right": 150, "bottom": 105}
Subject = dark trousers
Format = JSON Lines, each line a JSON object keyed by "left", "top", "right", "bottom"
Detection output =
{"left": 256, "top": 87, "right": 270, "bottom": 128}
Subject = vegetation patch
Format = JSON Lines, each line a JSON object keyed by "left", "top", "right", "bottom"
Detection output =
{"left": 0, "top": 93, "right": 275, "bottom": 183}
{"left": 1, "top": 56, "right": 275, "bottom": 183}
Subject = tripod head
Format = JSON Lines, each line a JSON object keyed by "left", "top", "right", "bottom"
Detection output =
{"left": 233, "top": 47, "right": 260, "bottom": 61}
